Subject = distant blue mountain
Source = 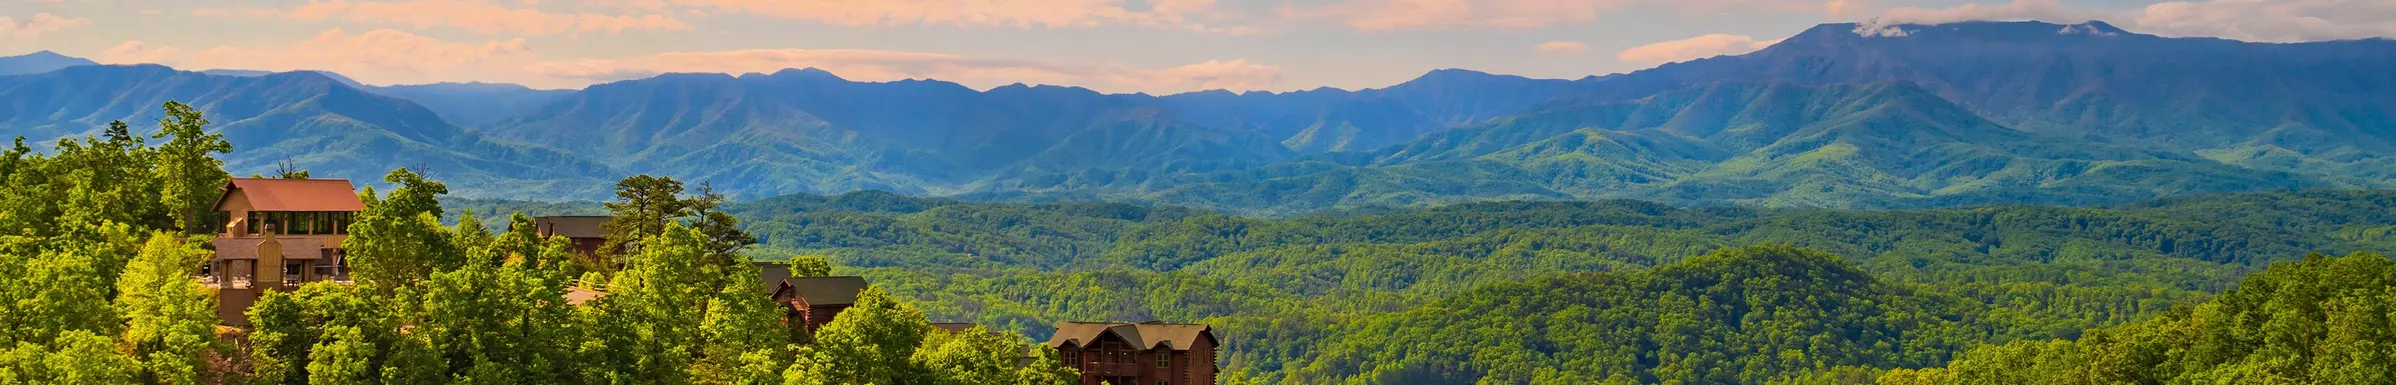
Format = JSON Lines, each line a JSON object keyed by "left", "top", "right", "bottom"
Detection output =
{"left": 369, "top": 82, "right": 571, "bottom": 128}
{"left": 0, "top": 51, "right": 99, "bottom": 76}
{"left": 0, "top": 64, "right": 618, "bottom": 197}
{"left": 198, "top": 68, "right": 367, "bottom": 88}
{"left": 5, "top": 20, "right": 2393, "bottom": 213}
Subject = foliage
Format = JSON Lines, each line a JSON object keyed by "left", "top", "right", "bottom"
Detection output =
{"left": 344, "top": 168, "right": 461, "bottom": 289}
{"left": 149, "top": 101, "right": 233, "bottom": 234}
{"left": 1882, "top": 252, "right": 2396, "bottom": 384}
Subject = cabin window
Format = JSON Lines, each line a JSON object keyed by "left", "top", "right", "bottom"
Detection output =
{"left": 247, "top": 211, "right": 263, "bottom": 234}
{"left": 1158, "top": 353, "right": 1171, "bottom": 367}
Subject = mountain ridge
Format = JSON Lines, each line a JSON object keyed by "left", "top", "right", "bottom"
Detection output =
{"left": 0, "top": 20, "right": 2388, "bottom": 215}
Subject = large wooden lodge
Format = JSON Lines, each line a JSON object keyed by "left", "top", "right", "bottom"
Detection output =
{"left": 194, "top": 177, "right": 1221, "bottom": 382}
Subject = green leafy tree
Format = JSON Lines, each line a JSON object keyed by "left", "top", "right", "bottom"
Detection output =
{"left": 0, "top": 331, "right": 138, "bottom": 384}
{"left": 694, "top": 262, "right": 795, "bottom": 384}
{"left": 584, "top": 224, "right": 732, "bottom": 384}
{"left": 918, "top": 326, "right": 1074, "bottom": 385}
{"left": 413, "top": 261, "right": 579, "bottom": 384}
{"left": 149, "top": 101, "right": 232, "bottom": 234}
{"left": 809, "top": 286, "right": 934, "bottom": 385}
{"left": 115, "top": 233, "right": 222, "bottom": 384}
{"left": 344, "top": 168, "right": 459, "bottom": 289}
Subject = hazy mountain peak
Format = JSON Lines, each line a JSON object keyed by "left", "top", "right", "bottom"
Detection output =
{"left": 1841, "top": 20, "right": 2149, "bottom": 41}
{"left": 200, "top": 69, "right": 367, "bottom": 87}
{"left": 765, "top": 67, "right": 845, "bottom": 81}
{"left": 0, "top": 50, "right": 101, "bottom": 76}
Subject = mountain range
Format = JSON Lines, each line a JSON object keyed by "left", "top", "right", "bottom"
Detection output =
{"left": 1, "top": 20, "right": 2389, "bottom": 214}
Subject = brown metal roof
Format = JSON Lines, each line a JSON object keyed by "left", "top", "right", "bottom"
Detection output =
{"left": 755, "top": 262, "right": 793, "bottom": 296}
{"left": 532, "top": 216, "right": 610, "bottom": 239}
{"left": 210, "top": 237, "right": 327, "bottom": 260}
{"left": 777, "top": 276, "right": 871, "bottom": 306}
{"left": 217, "top": 178, "right": 365, "bottom": 212}
{"left": 1047, "top": 322, "right": 1215, "bottom": 351}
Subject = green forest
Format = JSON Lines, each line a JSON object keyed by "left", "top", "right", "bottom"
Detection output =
{"left": 9, "top": 104, "right": 2396, "bottom": 384}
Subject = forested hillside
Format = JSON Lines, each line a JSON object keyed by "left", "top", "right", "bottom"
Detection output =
{"left": 9, "top": 102, "right": 2396, "bottom": 383}
{"left": 457, "top": 187, "right": 2396, "bottom": 383}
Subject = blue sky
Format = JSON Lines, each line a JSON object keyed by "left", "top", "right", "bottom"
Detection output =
{"left": 3, "top": 0, "right": 2390, "bottom": 93}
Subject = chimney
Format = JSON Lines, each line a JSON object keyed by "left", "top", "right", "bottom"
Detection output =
{"left": 257, "top": 223, "right": 284, "bottom": 288}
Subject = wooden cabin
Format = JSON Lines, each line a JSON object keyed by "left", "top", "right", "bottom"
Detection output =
{"left": 527, "top": 215, "right": 610, "bottom": 266}
{"left": 1048, "top": 322, "right": 1219, "bottom": 385}
{"left": 767, "top": 276, "right": 872, "bottom": 333}
{"left": 204, "top": 178, "right": 365, "bottom": 326}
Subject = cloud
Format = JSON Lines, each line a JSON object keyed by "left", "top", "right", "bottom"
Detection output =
{"left": 664, "top": 0, "right": 1261, "bottom": 34}
{"left": 1855, "top": 0, "right": 2099, "bottom": 36}
{"left": 532, "top": 48, "right": 1283, "bottom": 93}
{"left": 1278, "top": 0, "right": 1847, "bottom": 32}
{"left": 1616, "top": 34, "right": 1780, "bottom": 66}
{"left": 1853, "top": 0, "right": 2396, "bottom": 42}
{"left": 195, "top": 0, "right": 690, "bottom": 36}
{"left": 1535, "top": 41, "right": 1590, "bottom": 54}
{"left": 96, "top": 28, "right": 1281, "bottom": 94}
{"left": 2133, "top": 0, "right": 2396, "bottom": 42}
{"left": 96, "top": 29, "right": 536, "bottom": 86}
{"left": 1, "top": 12, "right": 90, "bottom": 38}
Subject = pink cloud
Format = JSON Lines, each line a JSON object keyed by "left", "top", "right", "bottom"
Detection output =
{"left": 96, "top": 28, "right": 1280, "bottom": 94}
{"left": 97, "top": 29, "right": 536, "bottom": 86}
{"left": 1851, "top": 0, "right": 2396, "bottom": 42}
{"left": 1, "top": 12, "right": 90, "bottom": 38}
{"left": 196, "top": 0, "right": 690, "bottom": 36}
{"left": 663, "top": 0, "right": 1260, "bottom": 34}
{"left": 1616, "top": 34, "right": 1781, "bottom": 66}
{"left": 1535, "top": 41, "right": 1591, "bottom": 54}
{"left": 1281, "top": 0, "right": 1848, "bottom": 32}
{"left": 2133, "top": 0, "right": 2396, "bottom": 42}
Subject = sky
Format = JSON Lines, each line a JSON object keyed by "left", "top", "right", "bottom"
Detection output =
{"left": 2, "top": 0, "right": 2392, "bottom": 94}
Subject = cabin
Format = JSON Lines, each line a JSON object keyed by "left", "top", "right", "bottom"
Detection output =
{"left": 767, "top": 276, "right": 872, "bottom": 333}
{"left": 527, "top": 216, "right": 610, "bottom": 266}
{"left": 204, "top": 178, "right": 365, "bottom": 326}
{"left": 1048, "top": 322, "right": 1219, "bottom": 385}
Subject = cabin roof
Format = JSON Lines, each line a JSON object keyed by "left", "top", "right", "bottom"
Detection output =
{"left": 531, "top": 216, "right": 610, "bottom": 239}
{"left": 756, "top": 262, "right": 794, "bottom": 296}
{"left": 1047, "top": 322, "right": 1215, "bottom": 351}
{"left": 210, "top": 237, "right": 326, "bottom": 260}
{"left": 216, "top": 178, "right": 365, "bottom": 212}
{"left": 776, "top": 276, "right": 871, "bottom": 306}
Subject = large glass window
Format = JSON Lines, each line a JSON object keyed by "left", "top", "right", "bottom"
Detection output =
{"left": 246, "top": 211, "right": 262, "bottom": 234}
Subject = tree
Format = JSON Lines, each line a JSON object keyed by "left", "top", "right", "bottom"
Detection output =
{"left": 584, "top": 224, "right": 728, "bottom": 384}
{"left": 601, "top": 175, "right": 686, "bottom": 261}
{"left": 808, "top": 286, "right": 934, "bottom": 385}
{"left": 115, "top": 233, "right": 222, "bottom": 384}
{"left": 274, "top": 160, "right": 309, "bottom": 179}
{"left": 0, "top": 331, "right": 138, "bottom": 383}
{"left": 687, "top": 183, "right": 757, "bottom": 267}
{"left": 150, "top": 101, "right": 232, "bottom": 235}
{"left": 694, "top": 265, "right": 794, "bottom": 384}
{"left": 344, "top": 168, "right": 459, "bottom": 289}
{"left": 414, "top": 261, "right": 579, "bottom": 384}
{"left": 600, "top": 176, "right": 755, "bottom": 274}
{"left": 918, "top": 326, "right": 1068, "bottom": 385}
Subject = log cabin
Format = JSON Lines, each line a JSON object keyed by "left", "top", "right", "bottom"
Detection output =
{"left": 1048, "top": 322, "right": 1219, "bottom": 385}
